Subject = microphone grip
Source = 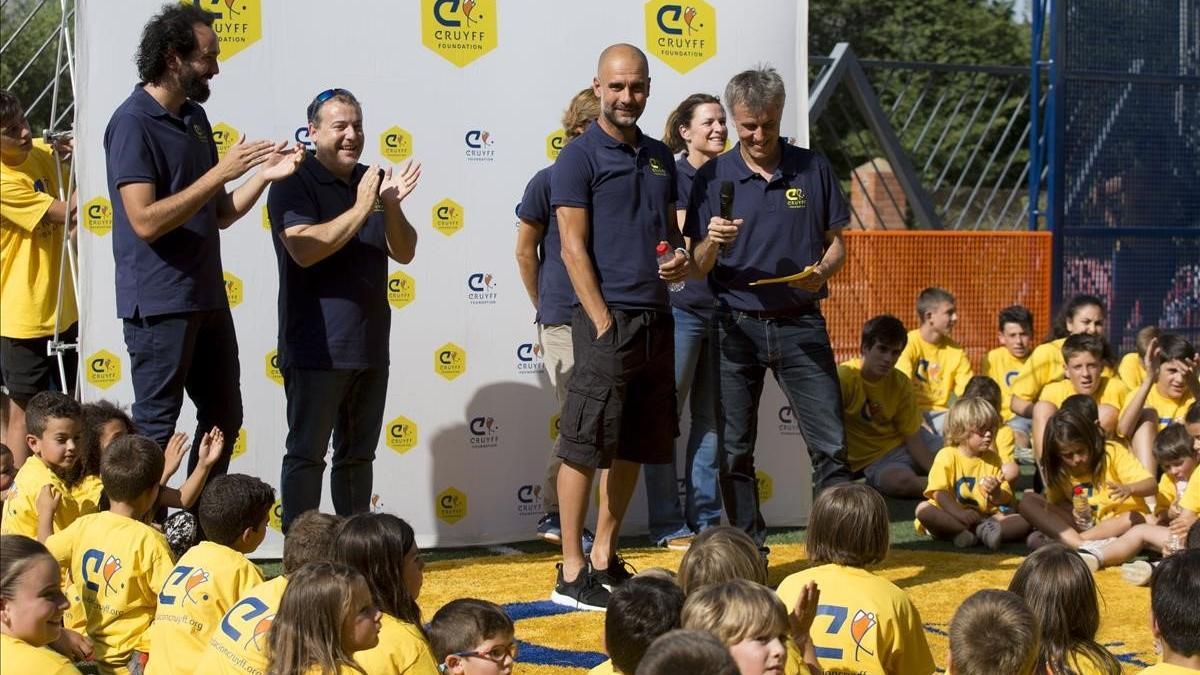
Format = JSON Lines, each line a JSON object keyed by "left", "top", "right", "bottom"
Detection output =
{"left": 718, "top": 182, "right": 734, "bottom": 256}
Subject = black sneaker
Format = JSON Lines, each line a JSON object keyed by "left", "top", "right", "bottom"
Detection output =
{"left": 537, "top": 512, "right": 562, "bottom": 543}
{"left": 592, "top": 554, "right": 636, "bottom": 591}
{"left": 550, "top": 563, "right": 609, "bottom": 611}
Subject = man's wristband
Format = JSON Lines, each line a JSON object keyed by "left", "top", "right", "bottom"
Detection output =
{"left": 675, "top": 247, "right": 692, "bottom": 263}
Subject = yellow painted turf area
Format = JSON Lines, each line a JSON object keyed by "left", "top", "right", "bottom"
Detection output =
{"left": 418, "top": 544, "right": 1156, "bottom": 674}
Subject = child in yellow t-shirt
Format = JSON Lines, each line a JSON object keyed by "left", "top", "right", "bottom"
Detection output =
{"left": 578, "top": 575, "right": 682, "bottom": 675}
{"left": 1120, "top": 334, "right": 1198, "bottom": 475}
{"left": 840, "top": 315, "right": 932, "bottom": 499}
{"left": 981, "top": 305, "right": 1035, "bottom": 444}
{"left": 1138, "top": 550, "right": 1200, "bottom": 674}
{"left": 683, "top": 579, "right": 793, "bottom": 675}
{"left": 2, "top": 393, "right": 100, "bottom": 539}
{"left": 1119, "top": 326, "right": 1160, "bottom": 391}
{"left": 777, "top": 484, "right": 935, "bottom": 675}
{"left": 0, "top": 90, "right": 77, "bottom": 467}
{"left": 0, "top": 534, "right": 83, "bottom": 675}
{"left": 144, "top": 474, "right": 275, "bottom": 674}
{"left": 946, "top": 590, "right": 1040, "bottom": 675}
{"left": 428, "top": 599, "right": 519, "bottom": 675}
{"left": 961, "top": 376, "right": 1021, "bottom": 483}
{"left": 332, "top": 513, "right": 440, "bottom": 674}
{"left": 896, "top": 288, "right": 974, "bottom": 433}
{"left": 196, "top": 510, "right": 343, "bottom": 675}
{"left": 1009, "top": 545, "right": 1123, "bottom": 675}
{"left": 266, "top": 561, "right": 381, "bottom": 675}
{"left": 1031, "top": 334, "right": 1129, "bottom": 460}
{"left": 915, "top": 398, "right": 1029, "bottom": 550}
{"left": 44, "top": 435, "right": 175, "bottom": 675}
{"left": 1010, "top": 294, "right": 1108, "bottom": 419}
{"left": 1018, "top": 405, "right": 1155, "bottom": 570}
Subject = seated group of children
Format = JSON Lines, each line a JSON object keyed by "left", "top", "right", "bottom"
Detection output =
{"left": 840, "top": 288, "right": 1200, "bottom": 577}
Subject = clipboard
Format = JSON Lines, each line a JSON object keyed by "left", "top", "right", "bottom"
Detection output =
{"left": 748, "top": 264, "right": 818, "bottom": 286}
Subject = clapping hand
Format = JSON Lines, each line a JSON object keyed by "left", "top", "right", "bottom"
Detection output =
{"left": 380, "top": 160, "right": 421, "bottom": 205}
{"left": 197, "top": 427, "right": 225, "bottom": 469}
{"left": 163, "top": 432, "right": 190, "bottom": 481}
{"left": 259, "top": 140, "right": 305, "bottom": 182}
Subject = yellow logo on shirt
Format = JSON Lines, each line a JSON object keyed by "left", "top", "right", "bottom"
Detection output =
{"left": 184, "top": 1, "right": 263, "bottom": 61}
{"left": 860, "top": 399, "right": 885, "bottom": 424}
{"left": 85, "top": 350, "right": 122, "bottom": 390}
{"left": 546, "top": 128, "right": 566, "bottom": 160}
{"left": 265, "top": 350, "right": 283, "bottom": 386}
{"left": 435, "top": 342, "right": 467, "bottom": 380}
{"left": 211, "top": 122, "right": 239, "bottom": 159}
{"left": 433, "top": 198, "right": 464, "bottom": 236}
{"left": 223, "top": 270, "right": 243, "bottom": 308}
{"left": 387, "top": 270, "right": 416, "bottom": 310}
{"left": 785, "top": 187, "right": 807, "bottom": 208}
{"left": 648, "top": 157, "right": 669, "bottom": 177}
{"left": 756, "top": 469, "right": 774, "bottom": 503}
{"left": 421, "top": 0, "right": 498, "bottom": 68}
{"left": 954, "top": 476, "right": 980, "bottom": 507}
{"left": 380, "top": 126, "right": 413, "bottom": 163}
{"left": 645, "top": 0, "right": 717, "bottom": 74}
{"left": 386, "top": 415, "right": 419, "bottom": 454}
{"left": 82, "top": 196, "right": 113, "bottom": 236}
{"left": 437, "top": 486, "right": 468, "bottom": 524}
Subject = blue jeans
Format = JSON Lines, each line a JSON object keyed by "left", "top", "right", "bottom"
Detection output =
{"left": 122, "top": 309, "right": 242, "bottom": 477}
{"left": 280, "top": 366, "right": 388, "bottom": 531}
{"left": 644, "top": 307, "right": 723, "bottom": 543}
{"left": 714, "top": 307, "right": 851, "bottom": 547}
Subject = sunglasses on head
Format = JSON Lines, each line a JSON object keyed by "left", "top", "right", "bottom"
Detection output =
{"left": 307, "top": 88, "right": 354, "bottom": 121}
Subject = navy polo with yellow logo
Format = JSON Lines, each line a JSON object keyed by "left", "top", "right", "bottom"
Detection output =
{"left": 550, "top": 122, "right": 678, "bottom": 311}
{"left": 671, "top": 155, "right": 714, "bottom": 317}
{"left": 518, "top": 166, "right": 576, "bottom": 326}
{"left": 105, "top": 85, "right": 225, "bottom": 318}
{"left": 684, "top": 143, "right": 849, "bottom": 311}
{"left": 267, "top": 153, "right": 391, "bottom": 370}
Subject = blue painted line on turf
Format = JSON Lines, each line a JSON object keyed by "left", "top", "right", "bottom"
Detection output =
{"left": 1104, "top": 642, "right": 1151, "bottom": 668}
{"left": 924, "top": 622, "right": 949, "bottom": 637}
{"left": 504, "top": 600, "right": 608, "bottom": 668}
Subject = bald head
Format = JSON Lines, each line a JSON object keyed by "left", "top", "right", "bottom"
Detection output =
{"left": 597, "top": 43, "right": 649, "bottom": 77}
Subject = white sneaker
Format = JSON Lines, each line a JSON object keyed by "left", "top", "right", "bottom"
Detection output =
{"left": 954, "top": 530, "right": 979, "bottom": 548}
{"left": 1077, "top": 538, "right": 1115, "bottom": 572}
{"left": 976, "top": 520, "right": 1003, "bottom": 551}
{"left": 1121, "top": 560, "right": 1155, "bottom": 586}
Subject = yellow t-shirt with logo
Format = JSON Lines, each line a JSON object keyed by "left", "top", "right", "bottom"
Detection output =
{"left": 145, "top": 542, "right": 264, "bottom": 675}
{"left": 1010, "top": 339, "right": 1067, "bottom": 403}
{"left": 1039, "top": 376, "right": 1130, "bottom": 411}
{"left": 0, "top": 139, "right": 77, "bottom": 338}
{"left": 838, "top": 360, "right": 924, "bottom": 472}
{"left": 1119, "top": 352, "right": 1146, "bottom": 391}
{"left": 0, "top": 633, "right": 82, "bottom": 675}
{"left": 896, "top": 330, "right": 974, "bottom": 413}
{"left": 196, "top": 575, "right": 288, "bottom": 675}
{"left": 46, "top": 511, "right": 175, "bottom": 674}
{"left": 1, "top": 456, "right": 102, "bottom": 538}
{"left": 354, "top": 613, "right": 439, "bottom": 675}
{"left": 1180, "top": 466, "right": 1200, "bottom": 514}
{"left": 981, "top": 346, "right": 1028, "bottom": 420}
{"left": 1139, "top": 661, "right": 1200, "bottom": 673}
{"left": 1127, "top": 386, "right": 1198, "bottom": 430}
{"left": 776, "top": 564, "right": 935, "bottom": 675}
{"left": 923, "top": 446, "right": 1011, "bottom": 515}
{"left": 1045, "top": 441, "right": 1154, "bottom": 521}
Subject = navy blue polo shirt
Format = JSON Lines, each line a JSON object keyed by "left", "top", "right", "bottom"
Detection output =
{"left": 671, "top": 154, "right": 714, "bottom": 317}
{"left": 550, "top": 122, "right": 678, "bottom": 311}
{"left": 267, "top": 153, "right": 391, "bottom": 370}
{"left": 684, "top": 143, "right": 849, "bottom": 311}
{"left": 518, "top": 166, "right": 575, "bottom": 325}
{"left": 105, "top": 85, "right": 226, "bottom": 318}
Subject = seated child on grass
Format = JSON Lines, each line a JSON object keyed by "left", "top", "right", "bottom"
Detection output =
{"left": 265, "top": 561, "right": 380, "bottom": 675}
{"left": 946, "top": 589, "right": 1039, "bottom": 675}
{"left": 1119, "top": 334, "right": 1198, "bottom": 475}
{"left": 635, "top": 630, "right": 738, "bottom": 675}
{"left": 896, "top": 288, "right": 973, "bottom": 437}
{"left": 961, "top": 376, "right": 1020, "bottom": 482}
{"left": 1010, "top": 294, "right": 1109, "bottom": 420}
{"left": 428, "top": 598, "right": 517, "bottom": 675}
{"left": 588, "top": 575, "right": 685, "bottom": 674}
{"left": 981, "top": 305, "right": 1035, "bottom": 447}
{"left": 1031, "top": 333, "right": 1128, "bottom": 459}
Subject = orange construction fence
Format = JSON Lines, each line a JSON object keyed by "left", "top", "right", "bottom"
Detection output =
{"left": 825, "top": 231, "right": 1053, "bottom": 368}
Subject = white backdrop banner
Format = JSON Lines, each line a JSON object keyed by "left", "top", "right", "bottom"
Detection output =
{"left": 75, "top": 0, "right": 812, "bottom": 556}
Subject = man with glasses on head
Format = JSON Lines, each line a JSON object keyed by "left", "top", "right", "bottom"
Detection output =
{"left": 267, "top": 88, "right": 420, "bottom": 531}
{"left": 106, "top": 4, "right": 303, "bottom": 478}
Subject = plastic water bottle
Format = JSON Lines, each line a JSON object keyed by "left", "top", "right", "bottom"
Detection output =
{"left": 1164, "top": 480, "right": 1189, "bottom": 555}
{"left": 656, "top": 241, "right": 684, "bottom": 293}
{"left": 1073, "top": 486, "right": 1094, "bottom": 531}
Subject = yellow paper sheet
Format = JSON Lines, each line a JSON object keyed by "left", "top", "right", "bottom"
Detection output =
{"left": 748, "top": 264, "right": 818, "bottom": 286}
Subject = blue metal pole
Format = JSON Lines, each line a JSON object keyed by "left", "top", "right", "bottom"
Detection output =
{"left": 1047, "top": 0, "right": 1065, "bottom": 309}
{"left": 1029, "top": 0, "right": 1044, "bottom": 233}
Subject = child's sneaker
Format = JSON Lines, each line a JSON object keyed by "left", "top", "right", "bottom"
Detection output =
{"left": 164, "top": 511, "right": 200, "bottom": 559}
{"left": 537, "top": 512, "right": 562, "bottom": 544}
{"left": 1121, "top": 560, "right": 1156, "bottom": 586}
{"left": 592, "top": 554, "right": 637, "bottom": 591}
{"left": 550, "top": 563, "right": 609, "bottom": 611}
{"left": 976, "top": 519, "right": 1003, "bottom": 551}
{"left": 953, "top": 530, "right": 979, "bottom": 548}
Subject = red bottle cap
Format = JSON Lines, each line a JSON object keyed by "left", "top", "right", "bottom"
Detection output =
{"left": 655, "top": 242, "right": 669, "bottom": 255}
{"left": 1073, "top": 486, "right": 1084, "bottom": 495}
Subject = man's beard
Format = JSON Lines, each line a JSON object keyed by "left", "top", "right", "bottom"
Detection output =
{"left": 180, "top": 67, "right": 211, "bottom": 103}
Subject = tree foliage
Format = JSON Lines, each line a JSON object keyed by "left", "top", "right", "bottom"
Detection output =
{"left": 1, "top": 0, "right": 75, "bottom": 134}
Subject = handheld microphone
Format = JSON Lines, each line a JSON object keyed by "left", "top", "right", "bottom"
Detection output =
{"left": 718, "top": 181, "right": 734, "bottom": 255}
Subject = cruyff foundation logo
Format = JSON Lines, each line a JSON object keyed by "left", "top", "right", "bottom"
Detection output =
{"left": 82, "top": 196, "right": 113, "bottom": 236}
{"left": 223, "top": 270, "right": 243, "bottom": 308}
{"left": 183, "top": 568, "right": 211, "bottom": 604}
{"left": 386, "top": 415, "right": 419, "bottom": 454}
{"left": 388, "top": 270, "right": 417, "bottom": 309}
{"left": 422, "top": 0, "right": 497, "bottom": 67}
{"left": 785, "top": 186, "right": 807, "bottom": 209}
{"left": 437, "top": 487, "right": 468, "bottom": 524}
{"left": 756, "top": 469, "right": 774, "bottom": 503}
{"left": 86, "top": 350, "right": 122, "bottom": 390}
{"left": 183, "top": 0, "right": 262, "bottom": 60}
{"left": 851, "top": 609, "right": 878, "bottom": 660}
{"left": 645, "top": 0, "right": 717, "bottom": 74}
{"left": 381, "top": 126, "right": 413, "bottom": 163}
{"left": 211, "top": 122, "right": 239, "bottom": 160}
{"left": 435, "top": 342, "right": 467, "bottom": 381}
{"left": 546, "top": 129, "right": 566, "bottom": 160}
{"left": 433, "top": 198, "right": 464, "bottom": 236}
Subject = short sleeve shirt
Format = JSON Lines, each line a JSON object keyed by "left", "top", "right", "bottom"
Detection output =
{"left": 671, "top": 155, "right": 714, "bottom": 317}
{"left": 518, "top": 166, "right": 575, "bottom": 325}
{"left": 267, "top": 154, "right": 391, "bottom": 369}
{"left": 550, "top": 123, "right": 677, "bottom": 311}
{"left": 684, "top": 143, "right": 849, "bottom": 311}
{"left": 105, "top": 85, "right": 226, "bottom": 318}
